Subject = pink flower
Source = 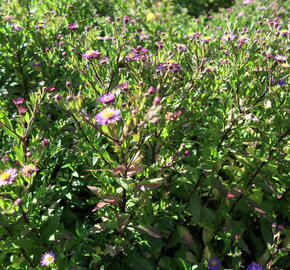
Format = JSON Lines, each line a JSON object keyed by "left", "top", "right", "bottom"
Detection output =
{"left": 18, "top": 106, "right": 28, "bottom": 115}
{"left": 68, "top": 23, "right": 78, "bottom": 30}
{"left": 40, "top": 251, "right": 55, "bottom": 266}
{"left": 82, "top": 50, "right": 100, "bottom": 59}
{"left": 12, "top": 97, "right": 24, "bottom": 105}
{"left": 0, "top": 168, "right": 17, "bottom": 186}
{"left": 98, "top": 93, "right": 115, "bottom": 103}
{"left": 274, "top": 55, "right": 287, "bottom": 62}
{"left": 95, "top": 107, "right": 121, "bottom": 125}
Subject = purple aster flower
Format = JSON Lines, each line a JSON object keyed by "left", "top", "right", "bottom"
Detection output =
{"left": 247, "top": 263, "right": 265, "bottom": 270}
{"left": 175, "top": 44, "right": 187, "bottom": 50}
{"left": 119, "top": 82, "right": 129, "bottom": 91}
{"left": 274, "top": 55, "right": 287, "bottom": 62}
{"left": 139, "top": 33, "right": 149, "bottom": 40}
{"left": 157, "top": 62, "right": 180, "bottom": 72}
{"left": 35, "top": 21, "right": 46, "bottom": 29}
{"left": 200, "top": 36, "right": 214, "bottom": 42}
{"left": 0, "top": 168, "right": 17, "bottom": 186}
{"left": 12, "top": 24, "right": 24, "bottom": 31}
{"left": 98, "top": 93, "right": 115, "bottom": 103}
{"left": 208, "top": 257, "right": 222, "bottom": 270}
{"left": 98, "top": 36, "right": 115, "bottom": 40}
{"left": 82, "top": 50, "right": 100, "bottom": 59}
{"left": 12, "top": 97, "right": 24, "bottom": 105}
{"left": 279, "top": 29, "right": 290, "bottom": 36}
{"left": 95, "top": 107, "right": 121, "bottom": 125}
{"left": 40, "top": 251, "right": 56, "bottom": 266}
{"left": 221, "top": 33, "right": 236, "bottom": 42}
{"left": 68, "top": 23, "right": 78, "bottom": 30}
{"left": 187, "top": 32, "right": 201, "bottom": 39}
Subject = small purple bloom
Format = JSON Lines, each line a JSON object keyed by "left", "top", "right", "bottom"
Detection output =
{"left": 98, "top": 93, "right": 115, "bottom": 103}
{"left": 119, "top": 82, "right": 129, "bottom": 91}
{"left": 274, "top": 55, "right": 287, "bottom": 62}
{"left": 157, "top": 62, "right": 180, "bottom": 72}
{"left": 175, "top": 44, "right": 187, "bottom": 50}
{"left": 68, "top": 23, "right": 78, "bottom": 30}
{"left": 12, "top": 24, "right": 24, "bottom": 31}
{"left": 208, "top": 257, "right": 221, "bottom": 270}
{"left": 98, "top": 36, "right": 115, "bottom": 40}
{"left": 40, "top": 251, "right": 56, "bottom": 266}
{"left": 95, "top": 108, "right": 121, "bottom": 125}
{"left": 0, "top": 168, "right": 17, "bottom": 186}
{"left": 12, "top": 97, "right": 24, "bottom": 105}
{"left": 277, "top": 79, "right": 286, "bottom": 86}
{"left": 247, "top": 263, "right": 265, "bottom": 270}
{"left": 82, "top": 50, "right": 100, "bottom": 59}
{"left": 221, "top": 33, "right": 236, "bottom": 42}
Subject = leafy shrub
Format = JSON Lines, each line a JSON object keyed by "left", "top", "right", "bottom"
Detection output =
{"left": 0, "top": 0, "right": 289, "bottom": 269}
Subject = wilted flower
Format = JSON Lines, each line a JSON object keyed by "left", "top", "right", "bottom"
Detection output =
{"left": 82, "top": 50, "right": 100, "bottom": 59}
{"left": 40, "top": 251, "right": 56, "bottom": 266}
{"left": 0, "top": 168, "right": 17, "bottom": 186}
{"left": 20, "top": 164, "right": 39, "bottom": 177}
{"left": 208, "top": 257, "right": 222, "bottom": 270}
{"left": 95, "top": 107, "right": 121, "bottom": 125}
{"left": 12, "top": 97, "right": 24, "bottom": 105}
{"left": 246, "top": 263, "right": 265, "bottom": 270}
{"left": 98, "top": 93, "right": 115, "bottom": 103}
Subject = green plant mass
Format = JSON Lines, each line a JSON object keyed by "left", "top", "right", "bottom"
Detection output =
{"left": 0, "top": 0, "right": 289, "bottom": 269}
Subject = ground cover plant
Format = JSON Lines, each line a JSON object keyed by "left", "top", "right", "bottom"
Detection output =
{"left": 0, "top": 0, "right": 289, "bottom": 269}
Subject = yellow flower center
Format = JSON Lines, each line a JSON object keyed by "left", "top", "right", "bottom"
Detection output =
{"left": 45, "top": 255, "right": 53, "bottom": 263}
{"left": 86, "top": 50, "right": 95, "bottom": 56}
{"left": 211, "top": 260, "right": 217, "bottom": 266}
{"left": 103, "top": 110, "right": 114, "bottom": 119}
{"left": 1, "top": 172, "right": 10, "bottom": 181}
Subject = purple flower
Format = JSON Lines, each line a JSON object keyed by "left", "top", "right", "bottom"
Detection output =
{"left": 208, "top": 257, "right": 222, "bottom": 270}
{"left": 35, "top": 21, "right": 46, "bottom": 29}
{"left": 247, "top": 263, "right": 265, "bottom": 270}
{"left": 98, "top": 36, "right": 115, "bottom": 40}
{"left": 12, "top": 24, "right": 24, "bottom": 31}
{"left": 82, "top": 50, "right": 100, "bottom": 59}
{"left": 200, "top": 36, "right": 214, "bottom": 42}
{"left": 274, "top": 55, "right": 287, "bottom": 62}
{"left": 187, "top": 32, "right": 201, "bottom": 39}
{"left": 175, "top": 44, "right": 187, "bottom": 50}
{"left": 95, "top": 108, "right": 121, "bottom": 125}
{"left": 157, "top": 62, "right": 180, "bottom": 72}
{"left": 277, "top": 79, "right": 286, "bottom": 86}
{"left": 119, "top": 82, "right": 129, "bottom": 91}
{"left": 125, "top": 47, "right": 148, "bottom": 61}
{"left": 221, "top": 33, "right": 236, "bottom": 42}
{"left": 98, "top": 93, "right": 115, "bottom": 103}
{"left": 40, "top": 251, "right": 56, "bottom": 266}
{"left": 68, "top": 23, "right": 78, "bottom": 30}
{"left": 279, "top": 29, "right": 290, "bottom": 36}
{"left": 0, "top": 168, "right": 17, "bottom": 186}
{"left": 12, "top": 97, "right": 24, "bottom": 105}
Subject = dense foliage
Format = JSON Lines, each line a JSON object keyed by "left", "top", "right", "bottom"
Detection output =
{"left": 0, "top": 0, "right": 289, "bottom": 269}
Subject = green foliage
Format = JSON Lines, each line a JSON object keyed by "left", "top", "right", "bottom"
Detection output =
{"left": 0, "top": 0, "right": 289, "bottom": 269}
